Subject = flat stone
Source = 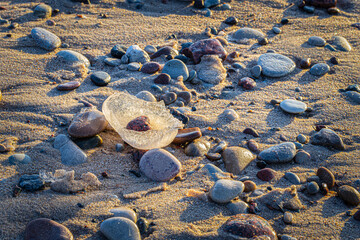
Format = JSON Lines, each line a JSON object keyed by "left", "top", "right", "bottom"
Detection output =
{"left": 162, "top": 59, "right": 189, "bottom": 80}
{"left": 172, "top": 127, "right": 202, "bottom": 144}
{"left": 243, "top": 180, "right": 256, "bottom": 192}
{"left": 311, "top": 128, "right": 345, "bottom": 150}
{"left": 154, "top": 73, "right": 171, "bottom": 84}
{"left": 111, "top": 44, "right": 127, "bottom": 58}
{"left": 57, "top": 81, "right": 81, "bottom": 91}
{"left": 284, "top": 172, "right": 301, "bottom": 184}
{"left": 232, "top": 27, "right": 265, "bottom": 41}
{"left": 294, "top": 150, "right": 311, "bottom": 164}
{"left": 222, "top": 147, "right": 256, "bottom": 175}
{"left": 19, "top": 175, "right": 45, "bottom": 192}
{"left": 188, "top": 38, "right": 227, "bottom": 64}
{"left": 204, "top": 0, "right": 220, "bottom": 8}
{"left": 177, "top": 91, "right": 192, "bottom": 105}
{"left": 209, "top": 179, "right": 244, "bottom": 203}
{"left": 31, "top": 27, "right": 61, "bottom": 51}
{"left": 308, "top": 36, "right": 326, "bottom": 47}
{"left": 68, "top": 109, "right": 108, "bottom": 138}
{"left": 57, "top": 50, "right": 90, "bottom": 67}
{"left": 331, "top": 36, "right": 351, "bottom": 52}
{"left": 160, "top": 92, "right": 177, "bottom": 105}
{"left": 316, "top": 167, "right": 335, "bottom": 189}
{"left": 126, "top": 116, "right": 151, "bottom": 131}
{"left": 258, "top": 53, "right": 296, "bottom": 77}
{"left": 185, "top": 139, "right": 210, "bottom": 157}
{"left": 196, "top": 55, "right": 226, "bottom": 84}
{"left": 280, "top": 99, "right": 307, "bottom": 114}
{"left": 8, "top": 153, "right": 31, "bottom": 165}
{"left": 259, "top": 142, "right": 296, "bottom": 164}
{"left": 309, "top": 63, "right": 330, "bottom": 76}
{"left": 251, "top": 65, "right": 262, "bottom": 78}
{"left": 73, "top": 135, "right": 103, "bottom": 150}
{"left": 338, "top": 185, "right": 360, "bottom": 206}
{"left": 33, "top": 4, "right": 52, "bottom": 18}
{"left": 346, "top": 91, "right": 360, "bottom": 104}
{"left": 54, "top": 134, "right": 87, "bottom": 165}
{"left": 135, "top": 91, "right": 157, "bottom": 102}
{"left": 247, "top": 139, "right": 259, "bottom": 153}
{"left": 141, "top": 62, "right": 161, "bottom": 74}
{"left": 100, "top": 217, "right": 141, "bottom": 240}
{"left": 110, "top": 207, "right": 137, "bottom": 222}
{"left": 125, "top": 45, "right": 150, "bottom": 63}
{"left": 200, "top": 163, "right": 230, "bottom": 181}
{"left": 139, "top": 149, "right": 181, "bottom": 181}
{"left": 238, "top": 77, "right": 256, "bottom": 90}
{"left": 273, "top": 27, "right": 281, "bottom": 34}
{"left": 104, "top": 57, "right": 122, "bottom": 66}
{"left": 226, "top": 201, "right": 249, "bottom": 214}
{"left": 144, "top": 45, "right": 157, "bottom": 54}
{"left": 25, "top": 218, "right": 73, "bottom": 240}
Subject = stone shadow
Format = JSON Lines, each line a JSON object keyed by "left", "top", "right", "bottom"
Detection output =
{"left": 265, "top": 107, "right": 294, "bottom": 129}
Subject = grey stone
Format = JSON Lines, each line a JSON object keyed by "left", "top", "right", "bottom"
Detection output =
{"left": 284, "top": 172, "right": 301, "bottom": 184}
{"left": 259, "top": 142, "right": 296, "bottom": 164}
{"left": 33, "top": 4, "right": 52, "bottom": 18}
{"left": 54, "top": 134, "right": 87, "bottom": 165}
{"left": 19, "top": 175, "right": 45, "bottom": 192}
{"left": 280, "top": 99, "right": 307, "bottom": 114}
{"left": 232, "top": 27, "right": 265, "bottom": 41}
{"left": 283, "top": 212, "right": 293, "bottom": 224}
{"left": 204, "top": 0, "right": 220, "bottom": 8}
{"left": 8, "top": 153, "right": 31, "bottom": 165}
{"left": 200, "top": 163, "right": 230, "bottom": 181}
{"left": 346, "top": 91, "right": 360, "bottom": 104}
{"left": 57, "top": 50, "right": 90, "bottom": 67}
{"left": 296, "top": 134, "right": 308, "bottom": 144}
{"left": 310, "top": 63, "right": 330, "bottom": 76}
{"left": 162, "top": 59, "right": 189, "bottom": 80}
{"left": 127, "top": 62, "right": 141, "bottom": 71}
{"left": 311, "top": 128, "right": 345, "bottom": 150}
{"left": 308, "top": 36, "right": 326, "bottom": 47}
{"left": 135, "top": 91, "right": 156, "bottom": 102}
{"left": 222, "top": 147, "right": 255, "bottom": 175}
{"left": 209, "top": 179, "right": 244, "bottom": 203}
{"left": 90, "top": 71, "right": 111, "bottom": 86}
{"left": 338, "top": 185, "right": 360, "bottom": 206}
{"left": 144, "top": 45, "right": 157, "bottom": 54}
{"left": 115, "top": 143, "right": 124, "bottom": 152}
{"left": 185, "top": 139, "right": 210, "bottom": 157}
{"left": 251, "top": 65, "right": 262, "bottom": 78}
{"left": 226, "top": 201, "right": 249, "bottom": 214}
{"left": 110, "top": 208, "right": 137, "bottom": 222}
{"left": 307, "top": 181, "right": 319, "bottom": 194}
{"left": 104, "top": 57, "right": 122, "bottom": 67}
{"left": 257, "top": 53, "right": 296, "bottom": 77}
{"left": 68, "top": 109, "right": 108, "bottom": 138}
{"left": 294, "top": 150, "right": 311, "bottom": 164}
{"left": 125, "top": 45, "right": 150, "bottom": 64}
{"left": 100, "top": 217, "right": 141, "bottom": 240}
{"left": 272, "top": 27, "right": 281, "bottom": 34}
{"left": 25, "top": 218, "right": 73, "bottom": 240}
{"left": 31, "top": 27, "right": 61, "bottom": 51}
{"left": 332, "top": 36, "right": 351, "bottom": 52}
{"left": 223, "top": 109, "right": 239, "bottom": 121}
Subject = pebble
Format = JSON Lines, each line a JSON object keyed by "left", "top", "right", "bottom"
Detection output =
{"left": 125, "top": 45, "right": 150, "bottom": 63}
{"left": 226, "top": 201, "right": 249, "bottom": 214}
{"left": 25, "top": 218, "right": 73, "bottom": 240}
{"left": 307, "top": 181, "right": 320, "bottom": 194}
{"left": 283, "top": 212, "right": 293, "bottom": 224}
{"left": 330, "top": 56, "right": 339, "bottom": 65}
{"left": 222, "top": 147, "right": 255, "bottom": 175}
{"left": 177, "top": 91, "right": 192, "bottom": 105}
{"left": 224, "top": 16, "right": 238, "bottom": 25}
{"left": 68, "top": 109, "right": 108, "bottom": 138}
{"left": 8, "top": 153, "right": 31, "bottom": 165}
{"left": 194, "top": 0, "right": 205, "bottom": 9}
{"left": 354, "top": 209, "right": 360, "bottom": 221}
{"left": 161, "top": 92, "right": 177, "bottom": 105}
{"left": 73, "top": 135, "right": 103, "bottom": 150}
{"left": 205, "top": 152, "right": 221, "bottom": 161}
{"left": 204, "top": 8, "right": 212, "bottom": 17}
{"left": 300, "top": 58, "right": 311, "bottom": 69}
{"left": 110, "top": 207, "right": 137, "bottom": 222}
{"left": 121, "top": 54, "right": 129, "bottom": 64}
{"left": 222, "top": 214, "right": 277, "bottom": 239}
{"left": 285, "top": 172, "right": 301, "bottom": 185}
{"left": 31, "top": 27, "right": 61, "bottom": 51}
{"left": 328, "top": 7, "right": 340, "bottom": 15}
{"left": 243, "top": 127, "right": 259, "bottom": 137}
{"left": 151, "top": 46, "right": 178, "bottom": 60}
{"left": 258, "top": 37, "right": 269, "bottom": 45}
{"left": 257, "top": 53, "right": 296, "bottom": 77}
{"left": 126, "top": 116, "right": 151, "bottom": 131}
{"left": 307, "top": 175, "right": 320, "bottom": 183}
{"left": 273, "top": 27, "right": 281, "bottom": 34}
{"left": 144, "top": 45, "right": 157, "bottom": 54}
{"left": 162, "top": 59, "right": 189, "bottom": 80}
{"left": 209, "top": 179, "right": 244, "bottom": 203}
{"left": 136, "top": 217, "right": 150, "bottom": 236}
{"left": 141, "top": 62, "right": 161, "bottom": 74}
{"left": 281, "top": 235, "right": 297, "bottom": 240}
{"left": 54, "top": 134, "right": 87, "bottom": 165}
{"left": 280, "top": 99, "right": 307, "bottom": 114}
{"left": 115, "top": 143, "right": 124, "bottom": 152}
{"left": 174, "top": 54, "right": 189, "bottom": 64}
{"left": 100, "top": 217, "right": 141, "bottom": 240}
{"left": 33, "top": 4, "right": 52, "bottom": 18}
{"left": 197, "top": 55, "right": 226, "bottom": 84}
{"left": 200, "top": 163, "right": 229, "bottom": 181}
{"left": 303, "top": 5, "right": 315, "bottom": 13}
{"left": 111, "top": 44, "right": 127, "bottom": 58}
{"left": 154, "top": 73, "right": 171, "bottom": 84}
{"left": 316, "top": 167, "right": 335, "bottom": 189}
{"left": 136, "top": 91, "right": 157, "bottom": 102}
{"left": 212, "top": 141, "right": 227, "bottom": 153}
{"left": 256, "top": 160, "right": 267, "bottom": 169}
{"left": 243, "top": 180, "right": 256, "bottom": 192}
{"left": 294, "top": 150, "right": 311, "bottom": 164}
{"left": 128, "top": 62, "right": 141, "bottom": 71}
{"left": 188, "top": 38, "right": 227, "bottom": 64}
{"left": 172, "top": 127, "right": 202, "bottom": 144}
{"left": 232, "top": 27, "right": 265, "bottom": 41}
{"left": 311, "top": 128, "right": 345, "bottom": 150}
{"left": 259, "top": 142, "right": 296, "bottom": 164}
{"left": 331, "top": 36, "right": 351, "bottom": 52}
{"left": 338, "top": 185, "right": 360, "bottom": 206}
{"left": 104, "top": 57, "right": 122, "bottom": 66}
{"left": 308, "top": 36, "right": 326, "bottom": 47}
{"left": 257, "top": 168, "right": 276, "bottom": 181}
{"left": 346, "top": 91, "right": 360, "bottom": 104}
{"left": 296, "top": 134, "right": 308, "bottom": 144}
{"left": 185, "top": 139, "right": 210, "bottom": 157}
{"left": 247, "top": 139, "right": 259, "bottom": 153}
{"left": 57, "top": 81, "right": 81, "bottom": 91}
{"left": 309, "top": 63, "right": 330, "bottom": 76}
{"left": 139, "top": 149, "right": 181, "bottom": 181}
{"left": 281, "top": 18, "right": 289, "bottom": 24}
{"left": 90, "top": 71, "right": 111, "bottom": 86}
{"left": 251, "top": 65, "right": 262, "bottom": 78}
{"left": 223, "top": 109, "right": 239, "bottom": 121}
{"left": 57, "top": 50, "right": 90, "bottom": 67}
{"left": 19, "top": 175, "right": 45, "bottom": 192}
{"left": 238, "top": 77, "right": 256, "bottom": 90}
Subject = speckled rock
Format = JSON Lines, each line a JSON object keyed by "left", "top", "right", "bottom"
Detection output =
{"left": 238, "top": 77, "right": 256, "bottom": 90}
{"left": 259, "top": 142, "right": 296, "bottom": 164}
{"left": 222, "top": 147, "right": 256, "bottom": 175}
{"left": 110, "top": 208, "right": 137, "bottom": 222}
{"left": 31, "top": 27, "right": 61, "bottom": 51}
{"left": 68, "top": 109, "right": 108, "bottom": 138}
{"left": 125, "top": 45, "right": 150, "bottom": 64}
{"left": 331, "top": 36, "right": 351, "bottom": 52}
{"left": 243, "top": 180, "right": 256, "bottom": 192}
{"left": 209, "top": 179, "right": 244, "bottom": 203}
{"left": 57, "top": 81, "right": 81, "bottom": 91}
{"left": 188, "top": 38, "right": 227, "bottom": 64}
{"left": 19, "top": 175, "right": 45, "bottom": 192}
{"left": 247, "top": 139, "right": 259, "bottom": 153}
{"left": 258, "top": 53, "right": 296, "bottom": 77}
{"left": 57, "top": 50, "right": 90, "bottom": 67}
{"left": 126, "top": 116, "right": 151, "bottom": 131}
{"left": 100, "top": 217, "right": 141, "bottom": 240}
{"left": 25, "top": 218, "right": 73, "bottom": 240}
{"left": 283, "top": 212, "right": 293, "bottom": 224}
{"left": 316, "top": 167, "right": 335, "bottom": 189}
{"left": 311, "top": 128, "right": 345, "bottom": 150}
{"left": 196, "top": 55, "right": 226, "bottom": 84}
{"left": 162, "top": 59, "right": 189, "bottom": 80}
{"left": 139, "top": 149, "right": 181, "bottom": 182}
{"left": 280, "top": 99, "right": 307, "bottom": 114}
{"left": 338, "top": 185, "right": 360, "bottom": 206}
{"left": 309, "top": 63, "right": 330, "bottom": 76}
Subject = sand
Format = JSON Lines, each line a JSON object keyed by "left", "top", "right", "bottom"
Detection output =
{"left": 0, "top": 0, "right": 359, "bottom": 239}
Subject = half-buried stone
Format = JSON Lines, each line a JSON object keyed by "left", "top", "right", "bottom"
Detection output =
{"left": 68, "top": 109, "right": 108, "bottom": 138}
{"left": 196, "top": 55, "right": 226, "bottom": 84}
{"left": 57, "top": 81, "right": 81, "bottom": 91}
{"left": 162, "top": 59, "right": 189, "bottom": 80}
{"left": 188, "top": 38, "right": 227, "bottom": 64}
{"left": 31, "top": 27, "right": 61, "bottom": 51}
{"left": 331, "top": 36, "right": 352, "bottom": 52}
{"left": 257, "top": 53, "right": 296, "bottom": 77}
{"left": 8, "top": 153, "right": 31, "bottom": 165}
{"left": 110, "top": 207, "right": 137, "bottom": 223}
{"left": 309, "top": 63, "right": 330, "bottom": 76}
{"left": 135, "top": 91, "right": 157, "bottom": 102}
{"left": 57, "top": 50, "right": 90, "bottom": 67}
{"left": 139, "top": 149, "right": 181, "bottom": 182}
{"left": 25, "top": 218, "right": 73, "bottom": 240}
{"left": 259, "top": 142, "right": 296, "bottom": 164}
{"left": 311, "top": 128, "right": 345, "bottom": 150}
{"left": 54, "top": 134, "right": 87, "bottom": 165}
{"left": 280, "top": 99, "right": 307, "bottom": 114}
{"left": 100, "top": 217, "right": 141, "bottom": 240}
{"left": 33, "top": 4, "right": 52, "bottom": 19}
{"left": 209, "top": 179, "right": 244, "bottom": 203}
{"left": 230, "top": 27, "right": 265, "bottom": 42}
{"left": 346, "top": 91, "right": 360, "bottom": 104}
{"left": 222, "top": 147, "right": 256, "bottom": 175}
{"left": 111, "top": 44, "right": 127, "bottom": 58}
{"left": 308, "top": 36, "right": 326, "bottom": 47}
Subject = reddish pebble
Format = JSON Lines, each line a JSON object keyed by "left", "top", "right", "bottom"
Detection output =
{"left": 238, "top": 77, "right": 256, "bottom": 90}
{"left": 141, "top": 62, "right": 161, "bottom": 74}
{"left": 154, "top": 73, "right": 171, "bottom": 84}
{"left": 243, "top": 180, "right": 256, "bottom": 192}
{"left": 188, "top": 39, "right": 228, "bottom": 64}
{"left": 247, "top": 139, "right": 259, "bottom": 152}
{"left": 126, "top": 116, "right": 151, "bottom": 132}
{"left": 57, "top": 81, "right": 81, "bottom": 91}
{"left": 257, "top": 168, "right": 276, "bottom": 181}
{"left": 46, "top": 19, "right": 56, "bottom": 26}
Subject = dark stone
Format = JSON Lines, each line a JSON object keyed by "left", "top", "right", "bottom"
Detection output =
{"left": 170, "top": 108, "right": 189, "bottom": 124}
{"left": 330, "top": 56, "right": 339, "bottom": 64}
{"left": 177, "top": 91, "right": 192, "bottom": 105}
{"left": 57, "top": 81, "right": 81, "bottom": 91}
{"left": 305, "top": 0, "right": 337, "bottom": 8}
{"left": 111, "top": 44, "right": 127, "bottom": 58}
{"left": 172, "top": 127, "right": 202, "bottom": 144}
{"left": 141, "top": 62, "right": 161, "bottom": 74}
{"left": 300, "top": 58, "right": 311, "bottom": 69}
{"left": 256, "top": 168, "right": 276, "bottom": 181}
{"left": 73, "top": 135, "right": 103, "bottom": 149}
{"left": 174, "top": 54, "right": 189, "bottom": 64}
{"left": 224, "top": 16, "right": 238, "bottom": 25}
{"left": 243, "top": 127, "right": 259, "bottom": 137}
{"left": 316, "top": 167, "right": 335, "bottom": 189}
{"left": 160, "top": 92, "right": 177, "bottom": 105}
{"left": 25, "top": 218, "right": 73, "bottom": 240}
{"left": 150, "top": 46, "right": 178, "bottom": 59}
{"left": 258, "top": 37, "right": 269, "bottom": 45}
{"left": 194, "top": 0, "right": 205, "bottom": 9}
{"left": 311, "top": 128, "right": 345, "bottom": 150}
{"left": 281, "top": 18, "right": 289, "bottom": 24}
{"left": 154, "top": 73, "right": 171, "bottom": 84}
{"left": 19, "top": 175, "right": 45, "bottom": 192}
{"left": 90, "top": 71, "right": 111, "bottom": 86}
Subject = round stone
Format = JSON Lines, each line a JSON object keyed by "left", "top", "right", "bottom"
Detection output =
{"left": 238, "top": 77, "right": 256, "bottom": 90}
{"left": 90, "top": 71, "right": 111, "bottom": 86}
{"left": 243, "top": 180, "right": 256, "bottom": 192}
{"left": 308, "top": 36, "right": 326, "bottom": 47}
{"left": 100, "top": 217, "right": 141, "bottom": 240}
{"left": 154, "top": 73, "right": 171, "bottom": 84}
{"left": 296, "top": 134, "right": 308, "bottom": 144}
{"left": 57, "top": 50, "right": 90, "bottom": 67}
{"left": 141, "top": 62, "right": 161, "bottom": 74}
{"left": 257, "top": 53, "right": 296, "bottom": 77}
{"left": 257, "top": 168, "right": 276, "bottom": 181}
{"left": 223, "top": 109, "right": 239, "bottom": 121}
{"left": 144, "top": 45, "right": 157, "bottom": 54}
{"left": 8, "top": 153, "right": 31, "bottom": 165}
{"left": 331, "top": 36, "right": 351, "bottom": 52}
{"left": 226, "top": 201, "right": 249, "bottom": 215}
{"left": 209, "top": 179, "right": 244, "bottom": 203}
{"left": 251, "top": 65, "right": 262, "bottom": 78}
{"left": 31, "top": 27, "right": 61, "bottom": 51}
{"left": 177, "top": 91, "right": 192, "bottom": 105}
{"left": 174, "top": 54, "right": 189, "bottom": 64}
{"left": 309, "top": 63, "right": 330, "bottom": 76}
{"left": 115, "top": 143, "right": 124, "bottom": 152}
{"left": 110, "top": 207, "right": 137, "bottom": 222}
{"left": 125, "top": 45, "right": 150, "bottom": 63}
{"left": 25, "top": 218, "right": 73, "bottom": 240}
{"left": 307, "top": 181, "right": 319, "bottom": 194}
{"left": 247, "top": 139, "right": 259, "bottom": 153}
{"left": 127, "top": 62, "right": 141, "bottom": 71}
{"left": 160, "top": 92, "right": 177, "bottom": 105}
{"left": 300, "top": 58, "right": 311, "bottom": 69}
{"left": 283, "top": 212, "right": 293, "bottom": 224}
{"left": 259, "top": 142, "right": 296, "bottom": 164}
{"left": 316, "top": 167, "right": 335, "bottom": 189}
{"left": 280, "top": 99, "right": 307, "bottom": 114}
{"left": 139, "top": 149, "right": 181, "bottom": 182}
{"left": 232, "top": 27, "right": 265, "bottom": 41}
{"left": 135, "top": 91, "right": 156, "bottom": 102}
{"left": 162, "top": 59, "right": 189, "bottom": 80}
{"left": 243, "top": 127, "right": 259, "bottom": 137}
{"left": 111, "top": 44, "right": 127, "bottom": 58}
{"left": 294, "top": 150, "right": 311, "bottom": 164}
{"left": 57, "top": 81, "right": 81, "bottom": 91}
{"left": 273, "top": 27, "right": 281, "bottom": 34}
{"left": 185, "top": 139, "right": 210, "bottom": 157}
{"left": 222, "top": 214, "right": 277, "bottom": 240}
{"left": 284, "top": 172, "right": 301, "bottom": 185}
{"left": 222, "top": 147, "right": 256, "bottom": 175}
{"left": 338, "top": 185, "right": 360, "bottom": 206}
{"left": 68, "top": 109, "right": 108, "bottom": 138}
{"left": 104, "top": 57, "right": 122, "bottom": 67}
{"left": 33, "top": 4, "right": 52, "bottom": 18}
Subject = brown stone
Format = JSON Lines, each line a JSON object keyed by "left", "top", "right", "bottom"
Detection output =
{"left": 68, "top": 109, "right": 108, "bottom": 138}
{"left": 188, "top": 39, "right": 227, "bottom": 64}
{"left": 141, "top": 62, "right": 161, "bottom": 74}
{"left": 154, "top": 73, "right": 171, "bottom": 84}
{"left": 25, "top": 218, "right": 73, "bottom": 240}
{"left": 126, "top": 116, "right": 151, "bottom": 132}
{"left": 338, "top": 185, "right": 360, "bottom": 206}
{"left": 222, "top": 147, "right": 255, "bottom": 175}
{"left": 172, "top": 127, "right": 202, "bottom": 144}
{"left": 243, "top": 180, "right": 256, "bottom": 192}
{"left": 316, "top": 167, "right": 335, "bottom": 189}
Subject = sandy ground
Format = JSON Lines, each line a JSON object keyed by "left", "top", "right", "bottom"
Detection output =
{"left": 0, "top": 0, "right": 359, "bottom": 239}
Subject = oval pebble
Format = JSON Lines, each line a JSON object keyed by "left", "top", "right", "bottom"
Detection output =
{"left": 209, "top": 179, "right": 244, "bottom": 203}
{"left": 273, "top": 27, "right": 281, "bottom": 34}
{"left": 259, "top": 142, "right": 296, "bottom": 164}
{"left": 280, "top": 99, "right": 307, "bottom": 114}
{"left": 294, "top": 150, "right": 311, "bottom": 164}
{"left": 68, "top": 109, "right": 108, "bottom": 138}
{"left": 223, "top": 109, "right": 239, "bottom": 121}
{"left": 135, "top": 91, "right": 156, "bottom": 102}
{"left": 110, "top": 207, "right": 137, "bottom": 223}
{"left": 232, "top": 27, "right": 265, "bottom": 41}
{"left": 160, "top": 92, "right": 177, "bottom": 105}
{"left": 296, "top": 134, "right": 308, "bottom": 144}
{"left": 90, "top": 71, "right": 111, "bottom": 86}
{"left": 226, "top": 201, "right": 249, "bottom": 214}
{"left": 309, "top": 63, "right": 330, "bottom": 76}
{"left": 31, "top": 27, "right": 61, "bottom": 51}
{"left": 308, "top": 36, "right": 326, "bottom": 47}
{"left": 257, "top": 168, "right": 276, "bottom": 181}
{"left": 247, "top": 139, "right": 259, "bottom": 153}
{"left": 25, "top": 218, "right": 73, "bottom": 240}
{"left": 127, "top": 62, "right": 141, "bottom": 71}
{"left": 238, "top": 77, "right": 256, "bottom": 90}
{"left": 338, "top": 185, "right": 360, "bottom": 206}
{"left": 257, "top": 53, "right": 295, "bottom": 77}
{"left": 243, "top": 180, "right": 256, "bottom": 192}
{"left": 300, "top": 58, "right": 311, "bottom": 69}
{"left": 331, "top": 36, "right": 351, "bottom": 52}
{"left": 283, "top": 212, "right": 293, "bottom": 224}
{"left": 57, "top": 81, "right": 80, "bottom": 91}
{"left": 111, "top": 44, "right": 127, "bottom": 58}
{"left": 154, "top": 73, "right": 171, "bottom": 84}
{"left": 285, "top": 172, "right": 301, "bottom": 185}
{"left": 307, "top": 181, "right": 319, "bottom": 194}
{"left": 57, "top": 50, "right": 90, "bottom": 67}
{"left": 141, "top": 62, "right": 161, "bottom": 74}
{"left": 100, "top": 217, "right": 141, "bottom": 240}
{"left": 33, "top": 4, "right": 52, "bottom": 18}
{"left": 316, "top": 167, "right": 335, "bottom": 189}
{"left": 162, "top": 59, "right": 189, "bottom": 80}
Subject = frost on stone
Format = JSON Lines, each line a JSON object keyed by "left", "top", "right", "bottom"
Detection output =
{"left": 102, "top": 92, "right": 183, "bottom": 150}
